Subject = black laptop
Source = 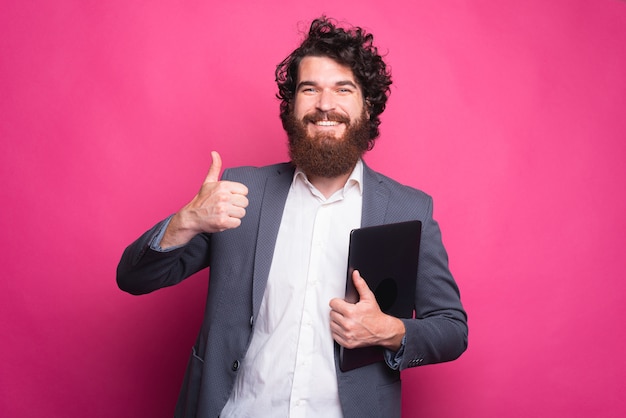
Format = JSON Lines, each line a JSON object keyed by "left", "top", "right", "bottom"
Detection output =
{"left": 339, "top": 220, "right": 422, "bottom": 372}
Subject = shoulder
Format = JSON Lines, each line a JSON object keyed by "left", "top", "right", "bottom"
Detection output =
{"left": 364, "top": 164, "right": 432, "bottom": 205}
{"left": 222, "top": 162, "right": 294, "bottom": 181}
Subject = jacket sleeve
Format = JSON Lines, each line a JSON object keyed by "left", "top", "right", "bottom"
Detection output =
{"left": 390, "top": 196, "right": 468, "bottom": 370}
{"left": 116, "top": 217, "right": 212, "bottom": 295}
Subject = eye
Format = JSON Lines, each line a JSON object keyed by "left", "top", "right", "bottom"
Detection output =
{"left": 337, "top": 87, "right": 354, "bottom": 94}
{"left": 299, "top": 87, "right": 317, "bottom": 95}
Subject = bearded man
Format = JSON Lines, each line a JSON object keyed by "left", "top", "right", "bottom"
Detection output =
{"left": 117, "top": 16, "right": 467, "bottom": 418}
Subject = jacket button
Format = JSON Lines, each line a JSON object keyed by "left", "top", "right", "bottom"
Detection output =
{"left": 250, "top": 315, "right": 254, "bottom": 326}
{"left": 232, "top": 360, "right": 240, "bottom": 371}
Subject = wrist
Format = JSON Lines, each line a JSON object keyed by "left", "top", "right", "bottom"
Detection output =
{"left": 380, "top": 316, "right": 406, "bottom": 351}
{"left": 159, "top": 211, "right": 198, "bottom": 249}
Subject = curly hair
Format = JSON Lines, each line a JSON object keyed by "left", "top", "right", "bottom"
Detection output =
{"left": 275, "top": 17, "right": 392, "bottom": 147}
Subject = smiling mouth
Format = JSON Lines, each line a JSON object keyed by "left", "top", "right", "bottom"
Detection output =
{"left": 303, "top": 111, "right": 350, "bottom": 127}
{"left": 314, "top": 120, "right": 341, "bottom": 126}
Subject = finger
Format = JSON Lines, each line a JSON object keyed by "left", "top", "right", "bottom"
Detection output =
{"left": 226, "top": 181, "right": 249, "bottom": 197}
{"left": 204, "top": 151, "right": 223, "bottom": 184}
{"left": 226, "top": 205, "right": 247, "bottom": 220}
{"left": 329, "top": 297, "right": 347, "bottom": 312}
{"left": 229, "top": 194, "right": 249, "bottom": 209}
{"left": 353, "top": 270, "right": 375, "bottom": 301}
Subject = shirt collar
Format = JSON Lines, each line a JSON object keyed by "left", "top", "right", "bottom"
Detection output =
{"left": 293, "top": 159, "right": 364, "bottom": 198}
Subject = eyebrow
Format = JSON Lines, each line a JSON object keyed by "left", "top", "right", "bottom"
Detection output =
{"left": 297, "top": 80, "right": 359, "bottom": 90}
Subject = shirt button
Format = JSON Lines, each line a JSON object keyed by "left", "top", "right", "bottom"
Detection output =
{"left": 232, "top": 360, "right": 240, "bottom": 371}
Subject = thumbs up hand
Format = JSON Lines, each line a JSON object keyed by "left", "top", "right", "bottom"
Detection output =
{"left": 159, "top": 151, "right": 249, "bottom": 248}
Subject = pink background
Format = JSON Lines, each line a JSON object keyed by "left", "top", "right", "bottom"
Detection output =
{"left": 2, "top": 1, "right": 625, "bottom": 417}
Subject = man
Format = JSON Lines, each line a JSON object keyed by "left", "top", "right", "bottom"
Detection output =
{"left": 117, "top": 16, "right": 467, "bottom": 418}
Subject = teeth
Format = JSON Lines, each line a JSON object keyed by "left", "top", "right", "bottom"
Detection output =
{"left": 315, "top": 121, "right": 339, "bottom": 126}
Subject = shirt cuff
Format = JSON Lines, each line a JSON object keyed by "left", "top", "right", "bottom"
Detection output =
{"left": 149, "top": 215, "right": 185, "bottom": 252}
{"left": 383, "top": 335, "right": 407, "bottom": 370}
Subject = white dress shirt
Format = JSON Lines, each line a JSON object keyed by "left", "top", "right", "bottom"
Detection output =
{"left": 220, "top": 160, "right": 363, "bottom": 418}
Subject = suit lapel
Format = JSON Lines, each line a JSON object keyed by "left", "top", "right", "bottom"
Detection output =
{"left": 361, "top": 162, "right": 389, "bottom": 228}
{"left": 252, "top": 164, "right": 295, "bottom": 317}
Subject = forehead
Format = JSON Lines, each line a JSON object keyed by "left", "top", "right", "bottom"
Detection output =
{"left": 297, "top": 56, "right": 359, "bottom": 85}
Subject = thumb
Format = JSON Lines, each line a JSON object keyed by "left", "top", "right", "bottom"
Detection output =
{"left": 204, "top": 151, "right": 223, "bottom": 184}
{"left": 353, "top": 270, "right": 375, "bottom": 302}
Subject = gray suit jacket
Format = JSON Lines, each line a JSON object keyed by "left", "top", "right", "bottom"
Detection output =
{"left": 117, "top": 162, "right": 467, "bottom": 418}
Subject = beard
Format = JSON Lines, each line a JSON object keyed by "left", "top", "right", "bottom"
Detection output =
{"left": 284, "top": 109, "right": 371, "bottom": 178}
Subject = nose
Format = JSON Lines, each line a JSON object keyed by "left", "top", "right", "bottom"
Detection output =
{"left": 316, "top": 89, "right": 336, "bottom": 112}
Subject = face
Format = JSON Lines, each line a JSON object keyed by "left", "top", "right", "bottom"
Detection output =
{"left": 293, "top": 56, "right": 367, "bottom": 140}
{"left": 285, "top": 56, "right": 371, "bottom": 178}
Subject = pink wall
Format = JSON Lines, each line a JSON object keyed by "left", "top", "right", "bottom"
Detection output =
{"left": 2, "top": 1, "right": 625, "bottom": 417}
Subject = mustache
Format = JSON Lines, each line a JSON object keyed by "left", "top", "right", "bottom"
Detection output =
{"left": 302, "top": 111, "right": 351, "bottom": 125}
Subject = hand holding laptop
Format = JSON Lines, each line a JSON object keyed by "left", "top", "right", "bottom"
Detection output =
{"left": 329, "top": 270, "right": 406, "bottom": 352}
